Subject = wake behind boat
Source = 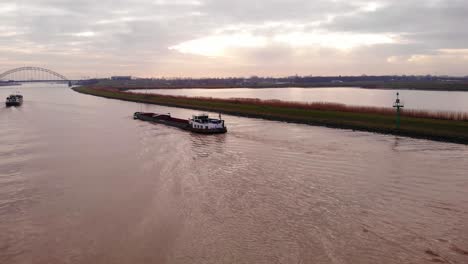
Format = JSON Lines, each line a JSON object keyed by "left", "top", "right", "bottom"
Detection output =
{"left": 5, "top": 94, "right": 23, "bottom": 107}
{"left": 134, "top": 112, "right": 227, "bottom": 134}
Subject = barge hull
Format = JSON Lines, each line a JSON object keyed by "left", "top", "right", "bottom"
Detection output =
{"left": 6, "top": 102, "right": 21, "bottom": 107}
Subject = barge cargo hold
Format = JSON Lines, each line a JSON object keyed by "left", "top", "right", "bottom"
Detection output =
{"left": 133, "top": 112, "right": 227, "bottom": 134}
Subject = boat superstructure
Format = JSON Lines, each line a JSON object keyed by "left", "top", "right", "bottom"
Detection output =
{"left": 188, "top": 114, "right": 226, "bottom": 133}
{"left": 134, "top": 112, "right": 227, "bottom": 134}
{"left": 5, "top": 94, "right": 23, "bottom": 107}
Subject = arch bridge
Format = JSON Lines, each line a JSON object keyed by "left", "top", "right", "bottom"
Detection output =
{"left": 0, "top": 67, "right": 73, "bottom": 86}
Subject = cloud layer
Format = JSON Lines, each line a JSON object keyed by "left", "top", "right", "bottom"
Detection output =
{"left": 1, "top": 0, "right": 467, "bottom": 78}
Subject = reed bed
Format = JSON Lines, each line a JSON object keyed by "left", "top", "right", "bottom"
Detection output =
{"left": 121, "top": 89, "right": 468, "bottom": 122}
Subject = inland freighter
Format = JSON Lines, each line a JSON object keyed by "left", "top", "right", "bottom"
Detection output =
{"left": 134, "top": 112, "right": 227, "bottom": 134}
{"left": 5, "top": 94, "right": 23, "bottom": 107}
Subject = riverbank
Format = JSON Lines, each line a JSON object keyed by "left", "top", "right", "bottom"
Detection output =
{"left": 0, "top": 82, "right": 20, "bottom": 87}
{"left": 92, "top": 79, "right": 468, "bottom": 91}
{"left": 73, "top": 86, "right": 468, "bottom": 144}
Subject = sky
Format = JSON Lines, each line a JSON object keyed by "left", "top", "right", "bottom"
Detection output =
{"left": 1, "top": 0, "right": 468, "bottom": 79}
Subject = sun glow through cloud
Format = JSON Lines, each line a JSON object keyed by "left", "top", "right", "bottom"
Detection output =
{"left": 358, "top": 1, "right": 385, "bottom": 12}
{"left": 0, "top": 3, "right": 17, "bottom": 13}
{"left": 169, "top": 34, "right": 268, "bottom": 57}
{"left": 170, "top": 29, "right": 398, "bottom": 57}
{"left": 72, "top": 31, "right": 97, "bottom": 37}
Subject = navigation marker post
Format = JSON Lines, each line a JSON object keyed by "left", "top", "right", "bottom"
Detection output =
{"left": 393, "top": 92, "right": 404, "bottom": 129}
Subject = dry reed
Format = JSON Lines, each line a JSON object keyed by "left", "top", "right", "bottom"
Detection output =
{"left": 118, "top": 89, "right": 468, "bottom": 122}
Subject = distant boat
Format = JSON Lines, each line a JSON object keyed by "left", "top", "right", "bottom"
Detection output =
{"left": 134, "top": 112, "right": 227, "bottom": 134}
{"left": 5, "top": 94, "right": 23, "bottom": 107}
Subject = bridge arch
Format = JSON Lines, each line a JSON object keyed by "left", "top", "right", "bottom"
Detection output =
{"left": 0, "top": 66, "right": 69, "bottom": 81}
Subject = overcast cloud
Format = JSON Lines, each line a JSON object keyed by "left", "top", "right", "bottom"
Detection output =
{"left": 1, "top": 0, "right": 467, "bottom": 78}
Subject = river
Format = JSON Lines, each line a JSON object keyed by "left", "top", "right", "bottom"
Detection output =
{"left": 1, "top": 84, "right": 468, "bottom": 264}
{"left": 130, "top": 87, "right": 468, "bottom": 112}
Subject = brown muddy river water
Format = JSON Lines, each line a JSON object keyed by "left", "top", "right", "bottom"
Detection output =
{"left": 1, "top": 84, "right": 468, "bottom": 264}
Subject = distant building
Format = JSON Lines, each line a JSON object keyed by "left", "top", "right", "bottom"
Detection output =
{"left": 111, "top": 76, "right": 132, "bottom": 81}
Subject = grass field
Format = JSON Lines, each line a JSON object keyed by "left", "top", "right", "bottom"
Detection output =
{"left": 73, "top": 86, "right": 468, "bottom": 144}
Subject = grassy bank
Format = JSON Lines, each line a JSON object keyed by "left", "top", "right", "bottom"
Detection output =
{"left": 73, "top": 86, "right": 468, "bottom": 144}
